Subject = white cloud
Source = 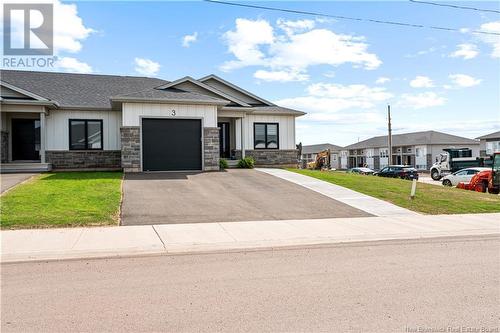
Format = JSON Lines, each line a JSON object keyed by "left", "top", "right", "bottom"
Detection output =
{"left": 182, "top": 32, "right": 198, "bottom": 48}
{"left": 276, "top": 19, "right": 315, "bottom": 36}
{"left": 409, "top": 76, "right": 434, "bottom": 88}
{"left": 0, "top": 0, "right": 95, "bottom": 54}
{"left": 375, "top": 77, "right": 390, "bottom": 84}
{"left": 254, "top": 69, "right": 309, "bottom": 82}
{"left": 134, "top": 58, "right": 161, "bottom": 76}
{"left": 276, "top": 82, "right": 393, "bottom": 118}
{"left": 221, "top": 18, "right": 381, "bottom": 81}
{"left": 449, "top": 43, "right": 479, "bottom": 60}
{"left": 397, "top": 92, "right": 446, "bottom": 109}
{"left": 448, "top": 74, "right": 481, "bottom": 87}
{"left": 55, "top": 57, "right": 92, "bottom": 73}
{"left": 221, "top": 18, "right": 274, "bottom": 71}
{"left": 478, "top": 21, "right": 500, "bottom": 58}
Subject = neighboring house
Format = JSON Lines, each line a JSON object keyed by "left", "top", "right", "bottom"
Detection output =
{"left": 476, "top": 131, "right": 500, "bottom": 157}
{"left": 0, "top": 70, "right": 305, "bottom": 172}
{"left": 341, "top": 130, "right": 480, "bottom": 171}
{"left": 301, "top": 143, "right": 343, "bottom": 169}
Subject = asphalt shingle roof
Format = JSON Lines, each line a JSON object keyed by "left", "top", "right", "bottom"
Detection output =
{"left": 345, "top": 130, "right": 479, "bottom": 149}
{"left": 476, "top": 131, "right": 500, "bottom": 140}
{"left": 111, "top": 88, "right": 228, "bottom": 104}
{"left": 302, "top": 143, "right": 344, "bottom": 154}
{"left": 0, "top": 70, "right": 306, "bottom": 116}
{"left": 1, "top": 70, "right": 168, "bottom": 109}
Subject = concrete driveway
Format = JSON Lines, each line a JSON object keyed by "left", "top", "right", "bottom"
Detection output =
{"left": 121, "top": 169, "right": 371, "bottom": 225}
{"left": 0, "top": 173, "right": 37, "bottom": 194}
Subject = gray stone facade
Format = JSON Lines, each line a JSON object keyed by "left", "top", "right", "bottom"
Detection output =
{"left": 203, "top": 127, "right": 220, "bottom": 171}
{"left": 1, "top": 131, "right": 8, "bottom": 163}
{"left": 235, "top": 149, "right": 299, "bottom": 166}
{"left": 46, "top": 150, "right": 121, "bottom": 169}
{"left": 120, "top": 127, "right": 141, "bottom": 172}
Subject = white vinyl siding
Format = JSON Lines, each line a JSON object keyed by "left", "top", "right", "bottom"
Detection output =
{"left": 236, "top": 114, "right": 296, "bottom": 150}
{"left": 415, "top": 145, "right": 427, "bottom": 170}
{"left": 202, "top": 78, "right": 263, "bottom": 105}
{"left": 486, "top": 141, "right": 500, "bottom": 155}
{"left": 45, "top": 109, "right": 121, "bottom": 150}
{"left": 122, "top": 102, "right": 217, "bottom": 128}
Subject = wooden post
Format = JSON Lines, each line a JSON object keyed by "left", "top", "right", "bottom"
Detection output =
{"left": 387, "top": 105, "right": 393, "bottom": 165}
{"left": 410, "top": 178, "right": 417, "bottom": 200}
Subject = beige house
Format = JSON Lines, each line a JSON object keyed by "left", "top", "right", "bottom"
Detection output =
{"left": 340, "top": 130, "right": 480, "bottom": 171}
{"left": 0, "top": 70, "right": 305, "bottom": 172}
{"left": 476, "top": 131, "right": 500, "bottom": 157}
{"left": 301, "top": 143, "right": 343, "bottom": 169}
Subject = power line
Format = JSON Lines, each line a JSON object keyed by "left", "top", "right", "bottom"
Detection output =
{"left": 409, "top": 0, "right": 500, "bottom": 14}
{"left": 205, "top": 0, "right": 500, "bottom": 36}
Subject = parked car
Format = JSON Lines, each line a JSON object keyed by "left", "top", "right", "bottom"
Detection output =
{"left": 441, "top": 167, "right": 491, "bottom": 187}
{"left": 374, "top": 165, "right": 419, "bottom": 180}
{"left": 347, "top": 167, "right": 375, "bottom": 175}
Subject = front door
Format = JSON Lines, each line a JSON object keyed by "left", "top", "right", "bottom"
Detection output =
{"left": 12, "top": 119, "right": 40, "bottom": 161}
{"left": 218, "top": 122, "right": 230, "bottom": 158}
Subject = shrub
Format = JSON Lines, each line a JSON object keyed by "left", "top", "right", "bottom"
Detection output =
{"left": 237, "top": 157, "right": 255, "bottom": 169}
{"left": 219, "top": 158, "right": 228, "bottom": 170}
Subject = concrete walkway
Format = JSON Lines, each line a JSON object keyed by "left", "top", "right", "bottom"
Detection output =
{"left": 2, "top": 213, "right": 499, "bottom": 263}
{"left": 257, "top": 168, "right": 419, "bottom": 217}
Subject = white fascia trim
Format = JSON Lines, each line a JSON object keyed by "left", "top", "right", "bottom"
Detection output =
{"left": 0, "top": 81, "right": 51, "bottom": 101}
{"left": 0, "top": 98, "right": 59, "bottom": 107}
{"left": 198, "top": 74, "right": 274, "bottom": 106}
{"left": 111, "top": 97, "right": 230, "bottom": 106}
{"left": 155, "top": 76, "right": 251, "bottom": 107}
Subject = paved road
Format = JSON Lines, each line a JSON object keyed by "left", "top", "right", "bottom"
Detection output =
{"left": 121, "top": 169, "right": 370, "bottom": 225}
{"left": 2, "top": 236, "right": 499, "bottom": 332}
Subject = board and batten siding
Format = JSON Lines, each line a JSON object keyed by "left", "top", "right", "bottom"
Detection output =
{"left": 236, "top": 114, "right": 296, "bottom": 150}
{"left": 122, "top": 102, "right": 218, "bottom": 128}
{"left": 46, "top": 110, "right": 122, "bottom": 150}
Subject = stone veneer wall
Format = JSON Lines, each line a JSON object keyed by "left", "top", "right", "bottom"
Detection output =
{"left": 120, "top": 127, "right": 141, "bottom": 172}
{"left": 46, "top": 150, "right": 121, "bottom": 169}
{"left": 235, "top": 149, "right": 298, "bottom": 166}
{"left": 1, "top": 131, "right": 8, "bottom": 163}
{"left": 204, "top": 127, "right": 220, "bottom": 171}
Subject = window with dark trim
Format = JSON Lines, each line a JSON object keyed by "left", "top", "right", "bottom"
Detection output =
{"left": 254, "top": 123, "right": 279, "bottom": 149}
{"left": 69, "top": 119, "right": 103, "bottom": 150}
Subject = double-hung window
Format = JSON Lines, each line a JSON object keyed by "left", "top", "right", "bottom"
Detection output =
{"left": 254, "top": 123, "right": 279, "bottom": 149}
{"left": 69, "top": 119, "right": 103, "bottom": 150}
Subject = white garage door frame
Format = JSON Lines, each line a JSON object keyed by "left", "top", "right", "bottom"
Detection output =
{"left": 139, "top": 115, "right": 205, "bottom": 172}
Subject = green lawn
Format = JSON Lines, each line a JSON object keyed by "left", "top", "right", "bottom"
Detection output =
{"left": 1, "top": 172, "right": 123, "bottom": 229}
{"left": 289, "top": 169, "right": 500, "bottom": 215}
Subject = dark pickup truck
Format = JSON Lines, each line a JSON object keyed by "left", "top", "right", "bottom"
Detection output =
{"left": 374, "top": 165, "right": 419, "bottom": 180}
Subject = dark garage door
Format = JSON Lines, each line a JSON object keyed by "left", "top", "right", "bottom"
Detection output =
{"left": 142, "top": 118, "right": 202, "bottom": 171}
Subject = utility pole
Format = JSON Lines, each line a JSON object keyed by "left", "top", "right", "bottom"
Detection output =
{"left": 387, "top": 104, "right": 393, "bottom": 165}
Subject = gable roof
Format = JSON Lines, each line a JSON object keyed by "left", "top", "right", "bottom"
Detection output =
{"left": 0, "top": 70, "right": 305, "bottom": 116}
{"left": 156, "top": 76, "right": 251, "bottom": 107}
{"left": 1, "top": 69, "right": 168, "bottom": 109}
{"left": 302, "top": 143, "right": 344, "bottom": 154}
{"left": 345, "top": 130, "right": 479, "bottom": 149}
{"left": 111, "top": 87, "right": 229, "bottom": 105}
{"left": 476, "top": 131, "right": 500, "bottom": 140}
{"left": 198, "top": 74, "right": 274, "bottom": 106}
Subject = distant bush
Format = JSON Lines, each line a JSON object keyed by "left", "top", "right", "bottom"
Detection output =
{"left": 237, "top": 157, "right": 255, "bottom": 169}
{"left": 219, "top": 159, "right": 228, "bottom": 170}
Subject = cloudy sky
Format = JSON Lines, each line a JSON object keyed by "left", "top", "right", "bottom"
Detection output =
{"left": 2, "top": 0, "right": 499, "bottom": 146}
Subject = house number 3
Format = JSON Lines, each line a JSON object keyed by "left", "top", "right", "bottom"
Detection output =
{"left": 171, "top": 110, "right": 176, "bottom": 116}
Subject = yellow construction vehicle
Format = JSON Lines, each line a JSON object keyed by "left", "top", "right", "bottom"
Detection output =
{"left": 307, "top": 149, "right": 331, "bottom": 170}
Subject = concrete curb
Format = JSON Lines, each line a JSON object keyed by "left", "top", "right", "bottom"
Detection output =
{"left": 2, "top": 214, "right": 499, "bottom": 263}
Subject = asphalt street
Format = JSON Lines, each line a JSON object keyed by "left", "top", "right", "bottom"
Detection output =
{"left": 2, "top": 235, "right": 499, "bottom": 332}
